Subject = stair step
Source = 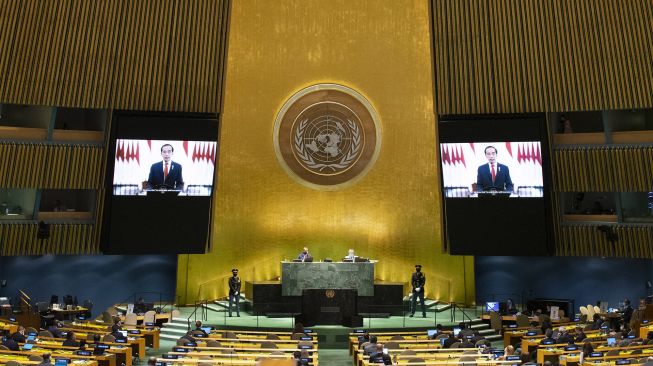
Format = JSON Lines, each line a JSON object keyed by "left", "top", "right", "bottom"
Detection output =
{"left": 204, "top": 304, "right": 226, "bottom": 312}
{"left": 162, "top": 320, "right": 188, "bottom": 328}
{"left": 477, "top": 329, "right": 495, "bottom": 336}
{"left": 471, "top": 323, "right": 490, "bottom": 330}
{"left": 161, "top": 327, "right": 188, "bottom": 335}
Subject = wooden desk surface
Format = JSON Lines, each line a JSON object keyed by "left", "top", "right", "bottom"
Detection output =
{"left": 33, "top": 339, "right": 132, "bottom": 366}
{"left": 0, "top": 349, "right": 104, "bottom": 366}
{"left": 67, "top": 322, "right": 160, "bottom": 350}
{"left": 59, "top": 328, "right": 146, "bottom": 360}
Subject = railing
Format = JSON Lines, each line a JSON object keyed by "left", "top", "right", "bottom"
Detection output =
{"left": 450, "top": 302, "right": 474, "bottom": 327}
{"left": 187, "top": 299, "right": 208, "bottom": 330}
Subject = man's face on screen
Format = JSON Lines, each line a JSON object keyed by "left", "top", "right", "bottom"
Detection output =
{"left": 485, "top": 147, "right": 497, "bottom": 164}
{"left": 161, "top": 146, "right": 173, "bottom": 162}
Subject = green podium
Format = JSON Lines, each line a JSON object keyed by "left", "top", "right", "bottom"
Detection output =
{"left": 281, "top": 261, "right": 376, "bottom": 296}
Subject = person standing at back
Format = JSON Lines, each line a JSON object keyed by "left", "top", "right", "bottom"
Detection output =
{"left": 228, "top": 268, "right": 241, "bottom": 317}
{"left": 410, "top": 264, "right": 426, "bottom": 318}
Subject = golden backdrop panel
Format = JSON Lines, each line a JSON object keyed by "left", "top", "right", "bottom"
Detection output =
{"left": 177, "top": 0, "right": 475, "bottom": 305}
{"left": 432, "top": 0, "right": 653, "bottom": 114}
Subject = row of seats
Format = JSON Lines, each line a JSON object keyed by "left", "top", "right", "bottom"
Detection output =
{"left": 164, "top": 328, "right": 319, "bottom": 366}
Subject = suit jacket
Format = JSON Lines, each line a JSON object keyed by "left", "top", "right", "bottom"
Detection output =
{"left": 148, "top": 161, "right": 184, "bottom": 189}
{"left": 477, "top": 163, "right": 513, "bottom": 192}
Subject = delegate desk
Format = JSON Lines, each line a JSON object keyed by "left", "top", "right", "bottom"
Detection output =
{"left": 51, "top": 307, "right": 88, "bottom": 320}
{"left": 281, "top": 261, "right": 376, "bottom": 296}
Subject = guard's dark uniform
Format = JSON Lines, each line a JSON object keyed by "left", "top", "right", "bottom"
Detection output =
{"left": 410, "top": 266, "right": 426, "bottom": 317}
{"left": 229, "top": 270, "right": 241, "bottom": 317}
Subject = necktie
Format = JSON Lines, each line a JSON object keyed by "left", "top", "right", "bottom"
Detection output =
{"left": 164, "top": 163, "right": 169, "bottom": 180}
{"left": 491, "top": 163, "right": 496, "bottom": 182}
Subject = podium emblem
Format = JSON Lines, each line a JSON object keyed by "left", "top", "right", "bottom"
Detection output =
{"left": 274, "top": 84, "right": 381, "bottom": 190}
{"left": 325, "top": 289, "right": 336, "bottom": 298}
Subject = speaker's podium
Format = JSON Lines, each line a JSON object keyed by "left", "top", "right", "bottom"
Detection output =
{"left": 298, "top": 289, "right": 362, "bottom": 327}
{"left": 282, "top": 261, "right": 374, "bottom": 327}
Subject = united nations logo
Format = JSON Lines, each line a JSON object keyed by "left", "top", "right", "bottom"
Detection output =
{"left": 274, "top": 84, "right": 381, "bottom": 189}
{"left": 325, "top": 289, "right": 336, "bottom": 299}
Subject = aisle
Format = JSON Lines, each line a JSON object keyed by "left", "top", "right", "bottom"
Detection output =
{"left": 317, "top": 349, "right": 353, "bottom": 366}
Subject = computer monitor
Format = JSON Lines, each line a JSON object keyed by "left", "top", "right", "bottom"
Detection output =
{"left": 453, "top": 327, "right": 461, "bottom": 336}
{"left": 23, "top": 344, "right": 34, "bottom": 351}
{"left": 607, "top": 337, "right": 616, "bottom": 346}
{"left": 118, "top": 330, "right": 128, "bottom": 338}
{"left": 427, "top": 329, "right": 438, "bottom": 338}
{"left": 54, "top": 359, "right": 70, "bottom": 366}
{"left": 27, "top": 335, "right": 36, "bottom": 341}
{"left": 201, "top": 327, "right": 211, "bottom": 334}
{"left": 485, "top": 302, "right": 499, "bottom": 312}
{"left": 440, "top": 338, "right": 447, "bottom": 346}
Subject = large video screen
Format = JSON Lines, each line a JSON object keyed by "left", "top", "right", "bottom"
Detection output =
{"left": 101, "top": 112, "right": 219, "bottom": 254}
{"left": 438, "top": 114, "right": 553, "bottom": 256}
{"left": 441, "top": 141, "right": 543, "bottom": 198}
{"left": 112, "top": 139, "right": 216, "bottom": 196}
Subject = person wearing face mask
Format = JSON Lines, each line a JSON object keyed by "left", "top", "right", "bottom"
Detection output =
{"left": 228, "top": 268, "right": 241, "bottom": 317}
{"left": 409, "top": 264, "right": 426, "bottom": 318}
{"left": 297, "top": 247, "right": 312, "bottom": 262}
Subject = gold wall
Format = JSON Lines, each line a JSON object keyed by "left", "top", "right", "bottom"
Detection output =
{"left": 176, "top": 0, "right": 476, "bottom": 305}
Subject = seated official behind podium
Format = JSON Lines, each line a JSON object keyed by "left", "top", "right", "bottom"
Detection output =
{"left": 344, "top": 249, "right": 356, "bottom": 261}
{"left": 147, "top": 144, "right": 184, "bottom": 190}
{"left": 296, "top": 247, "right": 313, "bottom": 262}
{"left": 476, "top": 145, "right": 513, "bottom": 192}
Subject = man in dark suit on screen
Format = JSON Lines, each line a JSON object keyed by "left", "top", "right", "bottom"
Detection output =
{"left": 476, "top": 145, "right": 513, "bottom": 192}
{"left": 148, "top": 144, "right": 184, "bottom": 190}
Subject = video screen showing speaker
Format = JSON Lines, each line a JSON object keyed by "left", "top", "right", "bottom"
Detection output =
{"left": 112, "top": 139, "right": 216, "bottom": 196}
{"left": 438, "top": 114, "right": 553, "bottom": 256}
{"left": 441, "top": 142, "right": 543, "bottom": 198}
{"left": 101, "top": 111, "right": 219, "bottom": 254}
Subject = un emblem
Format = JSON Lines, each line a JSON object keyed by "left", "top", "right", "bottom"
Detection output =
{"left": 274, "top": 84, "right": 381, "bottom": 190}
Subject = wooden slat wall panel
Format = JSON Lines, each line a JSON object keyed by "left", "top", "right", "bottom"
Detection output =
{"left": 556, "top": 225, "right": 653, "bottom": 259}
{"left": 0, "top": 0, "right": 230, "bottom": 113}
{"left": 0, "top": 223, "right": 98, "bottom": 255}
{"left": 553, "top": 146, "right": 653, "bottom": 192}
{"left": 0, "top": 142, "right": 104, "bottom": 189}
{"left": 432, "top": 0, "right": 653, "bottom": 114}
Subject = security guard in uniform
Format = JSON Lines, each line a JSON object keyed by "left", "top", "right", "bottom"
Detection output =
{"left": 410, "top": 264, "right": 426, "bottom": 317}
{"left": 228, "top": 268, "right": 241, "bottom": 317}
